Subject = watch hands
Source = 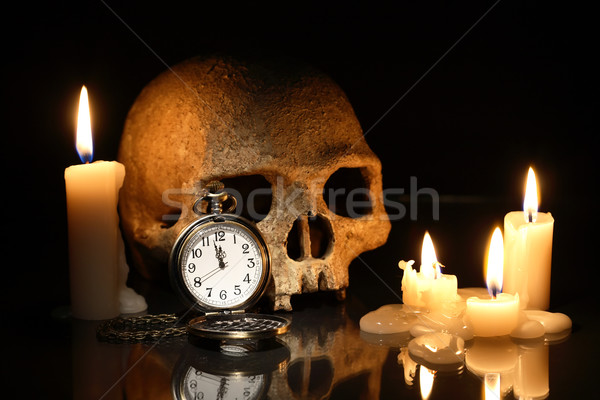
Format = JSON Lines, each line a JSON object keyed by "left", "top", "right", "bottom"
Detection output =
{"left": 198, "top": 266, "right": 223, "bottom": 283}
{"left": 217, "top": 377, "right": 228, "bottom": 400}
{"left": 214, "top": 242, "right": 228, "bottom": 268}
{"left": 193, "top": 241, "right": 229, "bottom": 286}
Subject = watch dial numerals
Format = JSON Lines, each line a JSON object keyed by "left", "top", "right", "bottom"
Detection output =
{"left": 180, "top": 222, "right": 264, "bottom": 308}
{"left": 184, "top": 368, "right": 264, "bottom": 400}
{"left": 192, "top": 249, "right": 203, "bottom": 258}
{"left": 214, "top": 230, "right": 225, "bottom": 242}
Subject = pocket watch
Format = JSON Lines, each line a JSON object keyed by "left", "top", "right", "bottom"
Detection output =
{"left": 171, "top": 340, "right": 290, "bottom": 400}
{"left": 169, "top": 181, "right": 290, "bottom": 341}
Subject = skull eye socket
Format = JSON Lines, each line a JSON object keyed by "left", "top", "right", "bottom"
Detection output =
{"left": 220, "top": 175, "right": 272, "bottom": 223}
{"left": 160, "top": 208, "right": 182, "bottom": 229}
{"left": 323, "top": 167, "right": 373, "bottom": 218}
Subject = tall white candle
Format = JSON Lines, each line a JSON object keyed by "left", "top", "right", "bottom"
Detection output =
{"left": 65, "top": 86, "right": 124, "bottom": 320}
{"left": 504, "top": 167, "right": 554, "bottom": 310}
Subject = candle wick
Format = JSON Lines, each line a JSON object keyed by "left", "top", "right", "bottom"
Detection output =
{"left": 489, "top": 286, "right": 499, "bottom": 299}
{"left": 433, "top": 262, "right": 444, "bottom": 279}
{"left": 528, "top": 211, "right": 533, "bottom": 223}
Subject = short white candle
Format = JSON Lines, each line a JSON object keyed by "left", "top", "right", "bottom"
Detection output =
{"left": 65, "top": 86, "right": 124, "bottom": 320}
{"left": 400, "top": 232, "right": 458, "bottom": 310}
{"left": 466, "top": 228, "right": 520, "bottom": 337}
{"left": 504, "top": 167, "right": 554, "bottom": 310}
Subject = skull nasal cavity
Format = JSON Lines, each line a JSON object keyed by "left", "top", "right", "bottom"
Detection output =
{"left": 324, "top": 167, "right": 373, "bottom": 218}
{"left": 286, "top": 215, "right": 333, "bottom": 260}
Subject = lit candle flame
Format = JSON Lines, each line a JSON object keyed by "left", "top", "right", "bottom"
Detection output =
{"left": 421, "top": 231, "right": 439, "bottom": 279}
{"left": 76, "top": 85, "right": 93, "bottom": 163}
{"left": 419, "top": 365, "right": 435, "bottom": 400}
{"left": 486, "top": 227, "right": 504, "bottom": 299}
{"left": 484, "top": 373, "right": 500, "bottom": 400}
{"left": 523, "top": 167, "right": 538, "bottom": 223}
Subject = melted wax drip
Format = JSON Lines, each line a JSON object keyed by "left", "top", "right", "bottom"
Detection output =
{"left": 359, "top": 287, "right": 572, "bottom": 365}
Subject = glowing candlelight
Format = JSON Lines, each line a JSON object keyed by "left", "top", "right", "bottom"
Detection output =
{"left": 420, "top": 366, "right": 435, "bottom": 399}
{"left": 466, "top": 228, "right": 520, "bottom": 337}
{"left": 76, "top": 86, "right": 93, "bottom": 162}
{"left": 399, "top": 232, "right": 457, "bottom": 310}
{"left": 504, "top": 167, "right": 554, "bottom": 310}
{"left": 484, "top": 373, "right": 500, "bottom": 400}
{"left": 523, "top": 167, "right": 538, "bottom": 223}
{"left": 65, "top": 86, "right": 125, "bottom": 319}
{"left": 486, "top": 227, "right": 504, "bottom": 298}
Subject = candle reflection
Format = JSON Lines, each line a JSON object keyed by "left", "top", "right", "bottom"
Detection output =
{"left": 514, "top": 340, "right": 549, "bottom": 399}
{"left": 465, "top": 337, "right": 517, "bottom": 397}
{"left": 419, "top": 365, "right": 435, "bottom": 399}
{"left": 398, "top": 347, "right": 418, "bottom": 386}
{"left": 484, "top": 372, "right": 500, "bottom": 400}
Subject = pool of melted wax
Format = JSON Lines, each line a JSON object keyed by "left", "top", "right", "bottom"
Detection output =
{"left": 359, "top": 287, "right": 573, "bottom": 360}
{"left": 359, "top": 288, "right": 484, "bottom": 339}
{"left": 358, "top": 304, "right": 423, "bottom": 334}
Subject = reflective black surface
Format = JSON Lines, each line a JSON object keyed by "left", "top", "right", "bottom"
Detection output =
{"left": 7, "top": 198, "right": 597, "bottom": 399}
{"left": 4, "top": 1, "right": 596, "bottom": 398}
{"left": 11, "top": 285, "right": 594, "bottom": 399}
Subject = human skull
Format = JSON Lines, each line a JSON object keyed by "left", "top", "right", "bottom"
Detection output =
{"left": 118, "top": 55, "right": 390, "bottom": 310}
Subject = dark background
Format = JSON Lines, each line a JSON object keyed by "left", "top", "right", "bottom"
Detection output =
{"left": 2, "top": 0, "right": 597, "bottom": 391}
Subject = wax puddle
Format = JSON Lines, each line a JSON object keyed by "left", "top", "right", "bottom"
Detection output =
{"left": 359, "top": 288, "right": 572, "bottom": 370}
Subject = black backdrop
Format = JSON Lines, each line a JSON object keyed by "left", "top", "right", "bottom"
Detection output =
{"left": 2, "top": 1, "right": 597, "bottom": 327}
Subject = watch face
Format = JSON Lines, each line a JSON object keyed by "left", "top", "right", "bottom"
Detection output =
{"left": 182, "top": 368, "right": 266, "bottom": 400}
{"left": 171, "top": 216, "right": 269, "bottom": 311}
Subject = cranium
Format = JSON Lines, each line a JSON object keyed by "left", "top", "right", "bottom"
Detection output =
{"left": 118, "top": 55, "right": 390, "bottom": 310}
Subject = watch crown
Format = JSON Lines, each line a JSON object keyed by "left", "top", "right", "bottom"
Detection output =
{"left": 192, "top": 181, "right": 237, "bottom": 215}
{"left": 206, "top": 181, "right": 225, "bottom": 194}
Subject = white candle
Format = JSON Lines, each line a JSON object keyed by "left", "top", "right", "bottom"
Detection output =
{"left": 400, "top": 232, "right": 458, "bottom": 310}
{"left": 466, "top": 228, "right": 520, "bottom": 337}
{"left": 65, "top": 86, "right": 124, "bottom": 320}
{"left": 504, "top": 167, "right": 554, "bottom": 310}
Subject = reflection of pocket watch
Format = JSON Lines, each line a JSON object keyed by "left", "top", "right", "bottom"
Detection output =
{"left": 169, "top": 181, "right": 290, "bottom": 341}
{"left": 171, "top": 338, "right": 290, "bottom": 400}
